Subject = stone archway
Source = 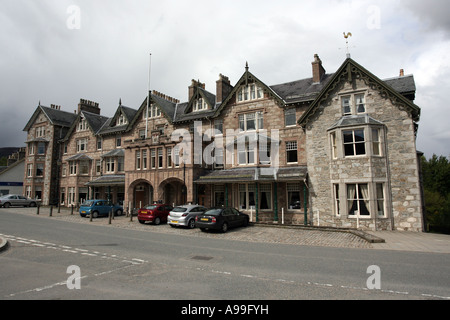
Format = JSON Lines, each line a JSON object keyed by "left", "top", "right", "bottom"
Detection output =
{"left": 128, "top": 179, "right": 154, "bottom": 209}
{"left": 159, "top": 178, "right": 185, "bottom": 207}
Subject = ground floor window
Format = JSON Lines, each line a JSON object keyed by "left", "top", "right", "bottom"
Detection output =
{"left": 239, "top": 183, "right": 272, "bottom": 211}
{"left": 35, "top": 186, "right": 42, "bottom": 200}
{"left": 347, "top": 183, "right": 370, "bottom": 216}
{"left": 214, "top": 185, "right": 225, "bottom": 207}
{"left": 68, "top": 187, "right": 75, "bottom": 205}
{"left": 334, "top": 184, "right": 340, "bottom": 216}
{"left": 287, "top": 183, "right": 301, "bottom": 210}
{"left": 376, "top": 183, "right": 385, "bottom": 217}
{"left": 239, "top": 184, "right": 255, "bottom": 210}
{"left": 259, "top": 184, "right": 272, "bottom": 210}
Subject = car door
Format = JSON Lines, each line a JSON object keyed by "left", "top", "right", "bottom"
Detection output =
{"left": 222, "top": 208, "right": 235, "bottom": 227}
{"left": 10, "top": 195, "right": 19, "bottom": 206}
{"left": 231, "top": 208, "right": 245, "bottom": 226}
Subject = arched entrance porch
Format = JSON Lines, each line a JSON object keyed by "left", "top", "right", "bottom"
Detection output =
{"left": 159, "top": 178, "right": 186, "bottom": 207}
{"left": 128, "top": 179, "right": 154, "bottom": 209}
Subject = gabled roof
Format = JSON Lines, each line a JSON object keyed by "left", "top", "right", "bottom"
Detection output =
{"left": 298, "top": 58, "right": 421, "bottom": 126}
{"left": 213, "top": 65, "right": 284, "bottom": 118}
{"left": 97, "top": 102, "right": 139, "bottom": 136}
{"left": 23, "top": 105, "right": 78, "bottom": 132}
{"left": 61, "top": 111, "right": 109, "bottom": 142}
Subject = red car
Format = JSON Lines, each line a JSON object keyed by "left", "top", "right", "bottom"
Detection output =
{"left": 138, "top": 204, "right": 173, "bottom": 225}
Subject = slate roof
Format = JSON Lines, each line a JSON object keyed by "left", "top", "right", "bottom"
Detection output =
{"left": 327, "top": 114, "right": 385, "bottom": 131}
{"left": 270, "top": 74, "right": 335, "bottom": 104}
{"left": 195, "top": 166, "right": 307, "bottom": 183}
{"left": 82, "top": 111, "right": 109, "bottom": 134}
{"left": 86, "top": 174, "right": 125, "bottom": 186}
{"left": 23, "top": 105, "right": 78, "bottom": 131}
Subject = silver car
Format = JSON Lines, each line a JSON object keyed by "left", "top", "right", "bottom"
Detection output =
{"left": 168, "top": 205, "right": 207, "bottom": 228}
{"left": 0, "top": 194, "right": 39, "bottom": 208}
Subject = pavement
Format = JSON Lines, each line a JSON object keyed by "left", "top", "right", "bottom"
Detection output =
{"left": 1, "top": 206, "right": 450, "bottom": 254}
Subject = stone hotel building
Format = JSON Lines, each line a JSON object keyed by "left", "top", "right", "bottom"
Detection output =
{"left": 23, "top": 55, "right": 425, "bottom": 231}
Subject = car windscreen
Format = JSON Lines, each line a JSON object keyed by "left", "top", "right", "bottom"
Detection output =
{"left": 172, "top": 207, "right": 188, "bottom": 212}
{"left": 145, "top": 205, "right": 158, "bottom": 210}
{"left": 203, "top": 209, "right": 222, "bottom": 216}
{"left": 82, "top": 200, "right": 95, "bottom": 206}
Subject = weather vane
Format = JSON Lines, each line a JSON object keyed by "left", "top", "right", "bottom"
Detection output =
{"left": 343, "top": 32, "right": 353, "bottom": 58}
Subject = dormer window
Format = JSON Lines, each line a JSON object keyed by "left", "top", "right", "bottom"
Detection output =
{"left": 237, "top": 84, "right": 263, "bottom": 102}
{"left": 193, "top": 98, "right": 208, "bottom": 112}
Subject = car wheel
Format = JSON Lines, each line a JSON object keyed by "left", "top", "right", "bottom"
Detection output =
{"left": 4, "top": 203, "right": 10, "bottom": 208}
{"left": 221, "top": 222, "right": 228, "bottom": 233}
{"left": 243, "top": 218, "right": 249, "bottom": 227}
{"left": 154, "top": 217, "right": 161, "bottom": 225}
{"left": 188, "top": 219, "right": 196, "bottom": 229}
{"left": 92, "top": 211, "right": 99, "bottom": 219}
{"left": 29, "top": 202, "right": 37, "bottom": 207}
{"left": 80, "top": 214, "right": 86, "bottom": 218}
{"left": 138, "top": 220, "right": 145, "bottom": 224}
{"left": 116, "top": 209, "right": 123, "bottom": 216}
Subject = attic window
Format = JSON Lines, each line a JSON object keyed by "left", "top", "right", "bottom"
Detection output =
{"left": 77, "top": 119, "right": 87, "bottom": 132}
{"left": 237, "top": 84, "right": 263, "bottom": 102}
{"left": 116, "top": 114, "right": 128, "bottom": 126}
{"left": 193, "top": 98, "right": 208, "bottom": 112}
{"left": 144, "top": 104, "right": 161, "bottom": 119}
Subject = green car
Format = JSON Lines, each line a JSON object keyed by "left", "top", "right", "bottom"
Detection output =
{"left": 79, "top": 200, "right": 123, "bottom": 218}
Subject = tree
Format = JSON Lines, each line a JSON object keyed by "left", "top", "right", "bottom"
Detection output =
{"left": 421, "top": 155, "right": 450, "bottom": 233}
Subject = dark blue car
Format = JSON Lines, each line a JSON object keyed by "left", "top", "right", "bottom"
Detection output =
{"left": 79, "top": 200, "right": 123, "bottom": 218}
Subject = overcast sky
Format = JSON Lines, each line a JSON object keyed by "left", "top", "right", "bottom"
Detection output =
{"left": 1, "top": 0, "right": 449, "bottom": 158}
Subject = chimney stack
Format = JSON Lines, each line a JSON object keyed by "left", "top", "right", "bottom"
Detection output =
{"left": 189, "top": 79, "right": 205, "bottom": 101}
{"left": 312, "top": 54, "right": 326, "bottom": 84}
{"left": 216, "top": 74, "right": 233, "bottom": 103}
{"left": 78, "top": 99, "right": 100, "bottom": 115}
{"left": 400, "top": 69, "right": 405, "bottom": 77}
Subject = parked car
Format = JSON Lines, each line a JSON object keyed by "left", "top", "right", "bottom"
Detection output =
{"left": 138, "top": 204, "right": 173, "bottom": 225}
{"left": 168, "top": 205, "right": 207, "bottom": 229}
{"left": 195, "top": 207, "right": 249, "bottom": 233}
{"left": 0, "top": 194, "right": 39, "bottom": 208}
{"left": 79, "top": 200, "right": 123, "bottom": 218}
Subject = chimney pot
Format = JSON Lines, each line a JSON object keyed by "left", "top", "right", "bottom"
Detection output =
{"left": 400, "top": 69, "right": 404, "bottom": 77}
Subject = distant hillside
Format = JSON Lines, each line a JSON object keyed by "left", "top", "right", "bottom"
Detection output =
{"left": 0, "top": 147, "right": 20, "bottom": 158}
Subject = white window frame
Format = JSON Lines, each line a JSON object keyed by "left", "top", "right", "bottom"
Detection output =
{"left": 27, "top": 164, "right": 33, "bottom": 177}
{"left": 237, "top": 84, "right": 263, "bottom": 103}
{"left": 340, "top": 92, "right": 366, "bottom": 116}
{"left": 238, "top": 111, "right": 264, "bottom": 132}
{"left": 77, "top": 138, "right": 87, "bottom": 153}
{"left": 286, "top": 141, "right": 298, "bottom": 164}
{"left": 347, "top": 183, "right": 370, "bottom": 217}
{"left": 106, "top": 158, "right": 115, "bottom": 173}
{"left": 343, "top": 129, "right": 366, "bottom": 157}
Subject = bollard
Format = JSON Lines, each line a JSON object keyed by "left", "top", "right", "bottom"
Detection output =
{"left": 36, "top": 204, "right": 40, "bottom": 215}
{"left": 108, "top": 209, "right": 112, "bottom": 224}
{"left": 71, "top": 204, "right": 74, "bottom": 215}
{"left": 58, "top": 203, "right": 61, "bottom": 213}
{"left": 49, "top": 205, "right": 53, "bottom": 217}
{"left": 130, "top": 208, "right": 133, "bottom": 222}
{"left": 90, "top": 211, "right": 93, "bottom": 222}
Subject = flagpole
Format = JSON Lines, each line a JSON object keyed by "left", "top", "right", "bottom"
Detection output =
{"left": 145, "top": 53, "right": 152, "bottom": 139}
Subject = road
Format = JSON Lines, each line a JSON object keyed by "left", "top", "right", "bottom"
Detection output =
{"left": 1, "top": 209, "right": 449, "bottom": 305}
